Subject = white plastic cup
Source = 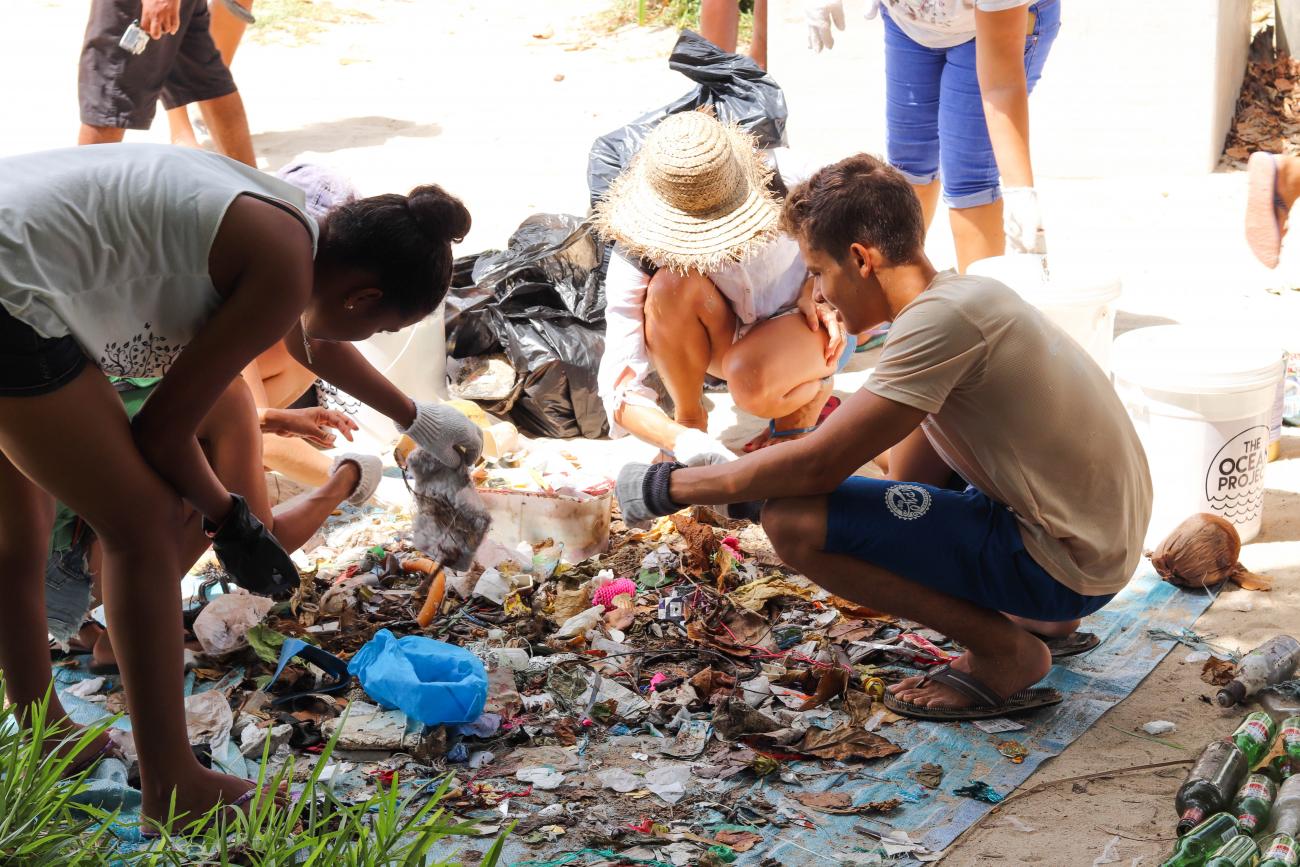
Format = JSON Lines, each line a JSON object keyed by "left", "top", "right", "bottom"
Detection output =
{"left": 967, "top": 254, "right": 1122, "bottom": 375}
{"left": 1112, "top": 325, "right": 1284, "bottom": 547}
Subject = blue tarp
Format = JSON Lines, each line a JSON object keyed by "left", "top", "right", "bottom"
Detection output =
{"left": 720, "top": 567, "right": 1216, "bottom": 865}
{"left": 48, "top": 567, "right": 1214, "bottom": 864}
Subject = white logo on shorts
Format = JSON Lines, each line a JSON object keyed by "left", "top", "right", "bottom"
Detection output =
{"left": 885, "top": 484, "right": 931, "bottom": 520}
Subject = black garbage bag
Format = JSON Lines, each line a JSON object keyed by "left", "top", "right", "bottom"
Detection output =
{"left": 446, "top": 214, "right": 610, "bottom": 440}
{"left": 587, "top": 29, "right": 790, "bottom": 207}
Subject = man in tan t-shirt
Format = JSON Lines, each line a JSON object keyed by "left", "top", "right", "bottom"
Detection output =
{"left": 614, "top": 153, "right": 1153, "bottom": 721}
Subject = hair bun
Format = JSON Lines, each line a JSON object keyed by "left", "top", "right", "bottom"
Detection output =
{"left": 406, "top": 184, "right": 471, "bottom": 247}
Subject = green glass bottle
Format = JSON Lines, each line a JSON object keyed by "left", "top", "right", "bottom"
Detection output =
{"left": 1259, "top": 833, "right": 1299, "bottom": 867}
{"left": 1160, "top": 813, "right": 1242, "bottom": 867}
{"left": 1204, "top": 834, "right": 1260, "bottom": 866}
{"left": 1283, "top": 717, "right": 1300, "bottom": 771}
{"left": 1234, "top": 712, "right": 1280, "bottom": 767}
{"left": 1233, "top": 772, "right": 1278, "bottom": 833}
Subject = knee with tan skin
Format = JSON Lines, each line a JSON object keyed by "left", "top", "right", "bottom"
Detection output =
{"left": 722, "top": 350, "right": 789, "bottom": 419}
{"left": 643, "top": 269, "right": 720, "bottom": 338}
{"left": 761, "top": 497, "right": 823, "bottom": 572}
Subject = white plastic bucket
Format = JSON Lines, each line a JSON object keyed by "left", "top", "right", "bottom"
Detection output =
{"left": 1112, "top": 325, "right": 1283, "bottom": 548}
{"left": 967, "top": 254, "right": 1122, "bottom": 374}
{"left": 333, "top": 306, "right": 448, "bottom": 455}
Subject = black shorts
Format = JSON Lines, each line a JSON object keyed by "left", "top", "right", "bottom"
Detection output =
{"left": 0, "top": 305, "right": 88, "bottom": 397}
{"left": 79, "top": 0, "right": 237, "bottom": 130}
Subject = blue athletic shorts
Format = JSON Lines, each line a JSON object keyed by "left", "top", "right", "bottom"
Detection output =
{"left": 824, "top": 476, "right": 1113, "bottom": 622}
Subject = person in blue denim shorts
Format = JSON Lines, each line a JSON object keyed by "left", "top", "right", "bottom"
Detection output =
{"left": 804, "top": 0, "right": 1061, "bottom": 271}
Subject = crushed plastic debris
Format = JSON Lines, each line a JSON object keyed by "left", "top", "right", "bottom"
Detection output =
{"left": 1142, "top": 720, "right": 1178, "bottom": 735}
{"left": 953, "top": 781, "right": 1004, "bottom": 804}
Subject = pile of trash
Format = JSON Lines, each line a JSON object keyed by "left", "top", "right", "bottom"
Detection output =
{"left": 63, "top": 493, "right": 977, "bottom": 864}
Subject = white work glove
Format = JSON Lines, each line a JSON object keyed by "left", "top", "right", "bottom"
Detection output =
{"left": 672, "top": 428, "right": 736, "bottom": 467}
{"left": 1002, "top": 187, "right": 1047, "bottom": 255}
{"left": 805, "top": 0, "right": 846, "bottom": 52}
{"left": 399, "top": 401, "right": 484, "bottom": 468}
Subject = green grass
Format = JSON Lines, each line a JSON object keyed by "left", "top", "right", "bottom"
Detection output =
{"left": 248, "top": 0, "right": 374, "bottom": 46}
{"left": 0, "top": 682, "right": 512, "bottom": 865}
{"left": 595, "top": 0, "right": 755, "bottom": 44}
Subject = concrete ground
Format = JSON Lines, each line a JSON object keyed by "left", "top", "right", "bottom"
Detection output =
{"left": 5, "top": 0, "right": 1300, "bottom": 861}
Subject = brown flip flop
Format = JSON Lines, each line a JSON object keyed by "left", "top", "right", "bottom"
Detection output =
{"left": 1030, "top": 630, "right": 1101, "bottom": 660}
{"left": 882, "top": 663, "right": 1062, "bottom": 721}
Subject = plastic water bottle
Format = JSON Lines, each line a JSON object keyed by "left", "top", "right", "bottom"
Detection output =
{"left": 1270, "top": 776, "right": 1300, "bottom": 837}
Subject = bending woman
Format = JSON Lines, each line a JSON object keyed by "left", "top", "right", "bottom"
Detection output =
{"left": 0, "top": 143, "right": 480, "bottom": 829}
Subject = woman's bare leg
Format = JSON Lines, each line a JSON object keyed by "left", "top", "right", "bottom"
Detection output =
{"left": 724, "top": 312, "right": 838, "bottom": 450}
{"left": 244, "top": 341, "right": 332, "bottom": 486}
{"left": 950, "top": 200, "right": 1004, "bottom": 273}
{"left": 912, "top": 179, "right": 942, "bottom": 229}
{"left": 0, "top": 368, "right": 250, "bottom": 824}
{"left": 87, "top": 379, "right": 358, "bottom": 671}
{"left": 643, "top": 269, "right": 737, "bottom": 434}
{"left": 201, "top": 378, "right": 357, "bottom": 551}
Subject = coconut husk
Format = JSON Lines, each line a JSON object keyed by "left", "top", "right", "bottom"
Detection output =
{"left": 1146, "top": 513, "right": 1271, "bottom": 591}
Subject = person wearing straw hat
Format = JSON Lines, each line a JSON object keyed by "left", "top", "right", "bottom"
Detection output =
{"left": 616, "top": 154, "right": 1152, "bottom": 721}
{"left": 594, "top": 110, "right": 856, "bottom": 465}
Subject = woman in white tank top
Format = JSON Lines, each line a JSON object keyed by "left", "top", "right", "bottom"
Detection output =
{"left": 0, "top": 143, "right": 481, "bottom": 828}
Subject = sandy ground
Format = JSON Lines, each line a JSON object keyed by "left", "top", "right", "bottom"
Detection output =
{"left": 5, "top": 0, "right": 1300, "bottom": 862}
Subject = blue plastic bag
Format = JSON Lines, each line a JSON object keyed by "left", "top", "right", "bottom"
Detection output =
{"left": 347, "top": 629, "right": 488, "bottom": 725}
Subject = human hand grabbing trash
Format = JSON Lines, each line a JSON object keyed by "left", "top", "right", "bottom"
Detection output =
{"left": 203, "top": 493, "right": 299, "bottom": 598}
{"left": 399, "top": 401, "right": 483, "bottom": 469}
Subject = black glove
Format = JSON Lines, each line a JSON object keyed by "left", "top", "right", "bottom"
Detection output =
{"left": 203, "top": 494, "right": 299, "bottom": 598}
{"left": 616, "top": 462, "right": 683, "bottom": 524}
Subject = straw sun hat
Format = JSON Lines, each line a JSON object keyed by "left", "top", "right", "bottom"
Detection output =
{"left": 593, "top": 110, "right": 780, "bottom": 274}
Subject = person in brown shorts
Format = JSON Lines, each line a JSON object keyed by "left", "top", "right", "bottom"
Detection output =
{"left": 77, "top": 0, "right": 255, "bottom": 166}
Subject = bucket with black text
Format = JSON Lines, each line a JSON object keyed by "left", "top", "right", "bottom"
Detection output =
{"left": 1112, "top": 325, "right": 1283, "bottom": 548}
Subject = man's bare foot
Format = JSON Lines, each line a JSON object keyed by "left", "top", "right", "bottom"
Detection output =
{"left": 887, "top": 631, "right": 1051, "bottom": 709}
{"left": 743, "top": 381, "right": 835, "bottom": 453}
{"left": 141, "top": 766, "right": 267, "bottom": 832}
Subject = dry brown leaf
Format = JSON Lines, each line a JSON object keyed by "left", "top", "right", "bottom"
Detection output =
{"left": 825, "top": 593, "right": 895, "bottom": 621}
{"left": 714, "top": 831, "right": 764, "bottom": 852}
{"left": 912, "top": 762, "right": 944, "bottom": 789}
{"left": 1230, "top": 570, "right": 1273, "bottom": 591}
{"left": 1201, "top": 656, "right": 1236, "bottom": 686}
{"left": 828, "top": 619, "right": 882, "bottom": 644}
{"left": 690, "top": 666, "right": 737, "bottom": 699}
{"left": 865, "top": 798, "right": 902, "bottom": 813}
{"left": 792, "top": 791, "right": 855, "bottom": 812}
{"left": 671, "top": 513, "right": 721, "bottom": 582}
{"left": 799, "top": 668, "right": 848, "bottom": 711}
{"left": 796, "top": 724, "right": 903, "bottom": 762}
